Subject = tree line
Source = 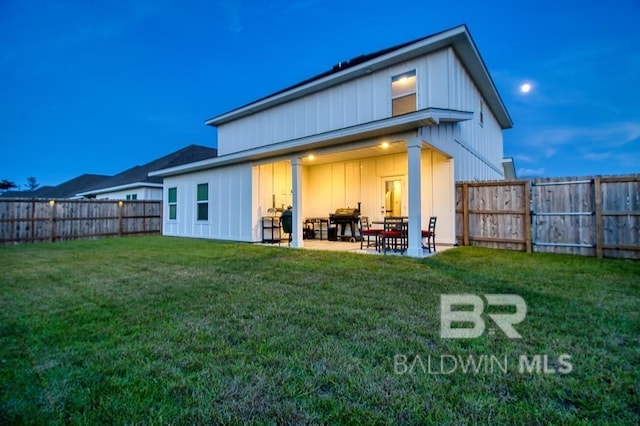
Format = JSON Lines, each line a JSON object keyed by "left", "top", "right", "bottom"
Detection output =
{"left": 0, "top": 177, "right": 40, "bottom": 192}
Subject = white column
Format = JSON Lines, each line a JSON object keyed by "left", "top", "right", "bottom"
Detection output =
{"left": 406, "top": 136, "right": 424, "bottom": 258}
{"left": 291, "top": 157, "right": 304, "bottom": 248}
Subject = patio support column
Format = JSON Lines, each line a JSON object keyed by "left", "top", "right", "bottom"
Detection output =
{"left": 291, "top": 156, "right": 304, "bottom": 248}
{"left": 406, "top": 135, "right": 424, "bottom": 258}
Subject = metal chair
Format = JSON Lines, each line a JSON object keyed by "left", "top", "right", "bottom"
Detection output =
{"left": 421, "top": 216, "right": 437, "bottom": 252}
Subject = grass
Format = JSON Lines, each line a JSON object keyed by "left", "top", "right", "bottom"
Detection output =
{"left": 0, "top": 236, "right": 638, "bottom": 424}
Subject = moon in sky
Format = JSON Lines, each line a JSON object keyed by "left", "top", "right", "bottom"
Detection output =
{"left": 520, "top": 83, "right": 532, "bottom": 93}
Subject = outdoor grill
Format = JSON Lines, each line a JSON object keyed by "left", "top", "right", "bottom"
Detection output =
{"left": 329, "top": 207, "right": 360, "bottom": 241}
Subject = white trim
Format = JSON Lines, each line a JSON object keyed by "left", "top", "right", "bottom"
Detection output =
{"left": 454, "top": 138, "right": 504, "bottom": 176}
{"left": 77, "top": 182, "right": 163, "bottom": 197}
{"left": 151, "top": 108, "right": 473, "bottom": 178}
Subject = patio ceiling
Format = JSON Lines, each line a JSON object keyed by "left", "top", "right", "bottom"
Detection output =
{"left": 300, "top": 140, "right": 408, "bottom": 166}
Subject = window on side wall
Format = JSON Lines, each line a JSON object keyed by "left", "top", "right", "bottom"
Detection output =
{"left": 168, "top": 187, "right": 177, "bottom": 220}
{"left": 196, "top": 183, "right": 208, "bottom": 221}
{"left": 391, "top": 70, "right": 417, "bottom": 116}
{"left": 126, "top": 193, "right": 137, "bottom": 200}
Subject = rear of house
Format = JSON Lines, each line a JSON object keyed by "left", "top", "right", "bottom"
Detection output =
{"left": 151, "top": 25, "right": 512, "bottom": 257}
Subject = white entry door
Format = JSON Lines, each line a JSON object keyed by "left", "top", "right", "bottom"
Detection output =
{"left": 381, "top": 176, "right": 404, "bottom": 217}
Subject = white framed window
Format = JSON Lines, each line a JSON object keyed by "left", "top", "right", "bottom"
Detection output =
{"left": 168, "top": 187, "right": 177, "bottom": 220}
{"left": 391, "top": 70, "right": 417, "bottom": 116}
{"left": 196, "top": 183, "right": 208, "bottom": 221}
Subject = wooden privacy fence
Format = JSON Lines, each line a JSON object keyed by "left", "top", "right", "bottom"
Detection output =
{"left": 0, "top": 199, "right": 162, "bottom": 244}
{"left": 456, "top": 175, "right": 640, "bottom": 259}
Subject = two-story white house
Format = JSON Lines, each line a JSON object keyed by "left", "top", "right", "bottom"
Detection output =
{"left": 150, "top": 25, "right": 512, "bottom": 257}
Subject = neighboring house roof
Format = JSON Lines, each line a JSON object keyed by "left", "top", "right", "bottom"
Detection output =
{"left": 78, "top": 144, "right": 217, "bottom": 197}
{"left": 205, "top": 24, "right": 512, "bottom": 130}
{"left": 43, "top": 174, "right": 111, "bottom": 198}
{"left": 0, "top": 186, "right": 54, "bottom": 198}
{"left": 0, "top": 174, "right": 111, "bottom": 199}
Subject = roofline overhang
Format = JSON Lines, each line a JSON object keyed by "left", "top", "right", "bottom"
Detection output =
{"left": 205, "top": 25, "right": 512, "bottom": 129}
{"left": 152, "top": 108, "right": 472, "bottom": 177}
{"left": 77, "top": 182, "right": 163, "bottom": 197}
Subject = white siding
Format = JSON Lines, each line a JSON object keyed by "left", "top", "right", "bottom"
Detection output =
{"left": 162, "top": 163, "right": 253, "bottom": 241}
{"left": 163, "top": 36, "right": 512, "bottom": 248}
{"left": 446, "top": 48, "right": 504, "bottom": 181}
{"left": 302, "top": 150, "right": 455, "bottom": 244}
{"left": 217, "top": 54, "right": 450, "bottom": 156}
{"left": 96, "top": 187, "right": 162, "bottom": 200}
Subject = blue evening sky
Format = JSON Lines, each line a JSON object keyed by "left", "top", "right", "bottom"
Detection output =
{"left": 1, "top": 0, "right": 639, "bottom": 187}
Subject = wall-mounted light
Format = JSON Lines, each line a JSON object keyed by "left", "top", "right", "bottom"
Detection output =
{"left": 307, "top": 154, "right": 315, "bottom": 161}
{"left": 49, "top": 200, "right": 55, "bottom": 207}
{"left": 118, "top": 200, "right": 124, "bottom": 208}
{"left": 381, "top": 142, "right": 390, "bottom": 149}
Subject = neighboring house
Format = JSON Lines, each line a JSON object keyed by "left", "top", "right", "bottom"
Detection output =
{"left": 78, "top": 145, "right": 217, "bottom": 200}
{"left": 0, "top": 174, "right": 110, "bottom": 199}
{"left": 150, "top": 25, "right": 513, "bottom": 257}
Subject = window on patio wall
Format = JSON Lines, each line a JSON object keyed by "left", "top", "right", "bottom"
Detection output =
{"left": 391, "top": 70, "right": 416, "bottom": 116}
{"left": 196, "top": 183, "right": 208, "bottom": 221}
{"left": 168, "top": 187, "right": 177, "bottom": 220}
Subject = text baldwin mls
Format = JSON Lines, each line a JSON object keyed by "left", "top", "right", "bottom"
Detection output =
{"left": 394, "top": 353, "right": 573, "bottom": 375}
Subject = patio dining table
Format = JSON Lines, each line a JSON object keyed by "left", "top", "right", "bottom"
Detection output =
{"left": 373, "top": 217, "right": 408, "bottom": 253}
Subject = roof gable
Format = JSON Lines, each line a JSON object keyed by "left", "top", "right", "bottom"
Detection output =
{"left": 206, "top": 25, "right": 512, "bottom": 129}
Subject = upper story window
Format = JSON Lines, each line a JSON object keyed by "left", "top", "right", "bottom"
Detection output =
{"left": 391, "top": 70, "right": 417, "bottom": 116}
{"left": 196, "top": 183, "right": 209, "bottom": 221}
{"left": 125, "top": 193, "right": 137, "bottom": 200}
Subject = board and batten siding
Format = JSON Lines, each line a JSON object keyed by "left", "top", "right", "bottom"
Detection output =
{"left": 162, "top": 163, "right": 253, "bottom": 241}
{"left": 216, "top": 47, "right": 504, "bottom": 183}
{"left": 448, "top": 51, "right": 504, "bottom": 181}
{"left": 216, "top": 50, "right": 453, "bottom": 156}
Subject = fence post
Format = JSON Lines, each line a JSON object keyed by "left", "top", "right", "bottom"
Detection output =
{"left": 462, "top": 183, "right": 469, "bottom": 246}
{"left": 49, "top": 200, "right": 56, "bottom": 243}
{"left": 31, "top": 198, "right": 36, "bottom": 244}
{"left": 523, "top": 181, "right": 532, "bottom": 253}
{"left": 118, "top": 200, "right": 123, "bottom": 237}
{"left": 594, "top": 177, "right": 604, "bottom": 259}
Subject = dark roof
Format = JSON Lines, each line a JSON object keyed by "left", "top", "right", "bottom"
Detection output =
{"left": 43, "top": 174, "right": 111, "bottom": 198}
{"left": 0, "top": 186, "right": 53, "bottom": 198}
{"left": 0, "top": 175, "right": 111, "bottom": 199}
{"left": 81, "top": 144, "right": 217, "bottom": 194}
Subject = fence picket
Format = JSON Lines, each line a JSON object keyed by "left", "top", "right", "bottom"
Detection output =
{"left": 0, "top": 199, "right": 161, "bottom": 244}
{"left": 456, "top": 174, "right": 640, "bottom": 260}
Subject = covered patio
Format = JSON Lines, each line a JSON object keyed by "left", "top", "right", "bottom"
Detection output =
{"left": 252, "top": 126, "right": 458, "bottom": 258}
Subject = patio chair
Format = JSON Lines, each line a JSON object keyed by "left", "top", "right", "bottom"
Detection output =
{"left": 381, "top": 216, "right": 407, "bottom": 254}
{"left": 421, "top": 216, "right": 437, "bottom": 252}
{"left": 359, "top": 216, "right": 381, "bottom": 250}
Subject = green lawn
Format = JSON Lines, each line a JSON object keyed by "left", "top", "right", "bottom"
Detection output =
{"left": 0, "top": 236, "right": 638, "bottom": 424}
